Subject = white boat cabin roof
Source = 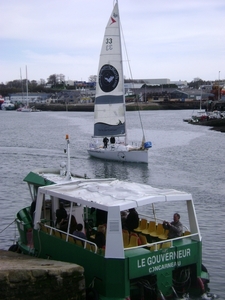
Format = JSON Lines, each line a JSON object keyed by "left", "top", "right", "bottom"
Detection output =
{"left": 37, "top": 178, "right": 193, "bottom": 211}
{"left": 35, "top": 178, "right": 198, "bottom": 259}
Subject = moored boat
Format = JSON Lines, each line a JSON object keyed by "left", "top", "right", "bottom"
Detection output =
{"left": 0, "top": 95, "right": 4, "bottom": 108}
{"left": 15, "top": 138, "right": 213, "bottom": 299}
{"left": 1, "top": 99, "right": 15, "bottom": 111}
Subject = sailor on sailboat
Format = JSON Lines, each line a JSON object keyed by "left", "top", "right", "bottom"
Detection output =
{"left": 87, "top": 1, "right": 152, "bottom": 163}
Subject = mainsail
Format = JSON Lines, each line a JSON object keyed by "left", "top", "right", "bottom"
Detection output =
{"left": 94, "top": 2, "right": 126, "bottom": 138}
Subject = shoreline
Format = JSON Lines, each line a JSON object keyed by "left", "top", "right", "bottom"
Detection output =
{"left": 32, "top": 100, "right": 206, "bottom": 112}
{"left": 32, "top": 102, "right": 225, "bottom": 133}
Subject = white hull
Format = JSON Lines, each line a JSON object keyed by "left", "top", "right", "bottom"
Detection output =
{"left": 88, "top": 143, "right": 148, "bottom": 163}
{"left": 1, "top": 101, "right": 15, "bottom": 110}
{"left": 20, "top": 108, "right": 32, "bottom": 112}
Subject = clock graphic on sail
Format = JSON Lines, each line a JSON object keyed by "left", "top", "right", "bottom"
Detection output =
{"left": 99, "top": 64, "right": 119, "bottom": 92}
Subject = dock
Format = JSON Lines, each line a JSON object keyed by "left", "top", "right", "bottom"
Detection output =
{"left": 0, "top": 249, "right": 85, "bottom": 300}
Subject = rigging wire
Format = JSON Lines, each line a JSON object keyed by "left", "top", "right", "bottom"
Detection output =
{"left": 0, "top": 219, "right": 16, "bottom": 234}
{"left": 120, "top": 22, "right": 146, "bottom": 145}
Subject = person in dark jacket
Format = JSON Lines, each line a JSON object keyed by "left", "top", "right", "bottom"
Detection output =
{"left": 94, "top": 225, "right": 106, "bottom": 248}
{"left": 96, "top": 209, "right": 107, "bottom": 227}
{"left": 103, "top": 137, "right": 109, "bottom": 148}
{"left": 126, "top": 208, "right": 139, "bottom": 232}
{"left": 55, "top": 202, "right": 67, "bottom": 227}
{"left": 60, "top": 215, "right": 77, "bottom": 234}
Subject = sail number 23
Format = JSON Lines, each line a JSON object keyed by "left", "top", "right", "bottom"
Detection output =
{"left": 106, "top": 38, "right": 113, "bottom": 51}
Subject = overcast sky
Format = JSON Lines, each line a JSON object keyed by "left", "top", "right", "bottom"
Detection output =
{"left": 1, "top": 0, "right": 224, "bottom": 84}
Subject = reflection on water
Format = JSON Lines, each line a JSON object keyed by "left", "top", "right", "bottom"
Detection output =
{"left": 0, "top": 110, "right": 224, "bottom": 297}
{"left": 88, "top": 157, "right": 150, "bottom": 183}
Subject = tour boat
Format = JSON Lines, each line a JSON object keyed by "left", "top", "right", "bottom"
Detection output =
{"left": 15, "top": 137, "right": 212, "bottom": 299}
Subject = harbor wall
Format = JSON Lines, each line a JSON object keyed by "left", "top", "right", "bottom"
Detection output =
{"left": 0, "top": 249, "right": 86, "bottom": 300}
{"left": 32, "top": 100, "right": 204, "bottom": 112}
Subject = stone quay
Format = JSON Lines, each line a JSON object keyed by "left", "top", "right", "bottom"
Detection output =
{"left": 0, "top": 249, "right": 85, "bottom": 300}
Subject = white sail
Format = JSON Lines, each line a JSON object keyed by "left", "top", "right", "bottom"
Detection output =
{"left": 88, "top": 1, "right": 152, "bottom": 163}
{"left": 94, "top": 2, "right": 126, "bottom": 138}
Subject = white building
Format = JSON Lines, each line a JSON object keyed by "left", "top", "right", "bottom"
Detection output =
{"left": 9, "top": 93, "right": 49, "bottom": 104}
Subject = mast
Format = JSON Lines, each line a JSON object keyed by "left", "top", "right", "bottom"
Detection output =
{"left": 26, "top": 66, "right": 28, "bottom": 107}
{"left": 200, "top": 86, "right": 202, "bottom": 110}
{"left": 117, "top": 1, "right": 127, "bottom": 145}
{"left": 20, "top": 68, "right": 24, "bottom": 103}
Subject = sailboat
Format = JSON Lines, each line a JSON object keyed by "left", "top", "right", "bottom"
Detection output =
{"left": 19, "top": 66, "right": 32, "bottom": 112}
{"left": 18, "top": 66, "right": 40, "bottom": 112}
{"left": 87, "top": 1, "right": 152, "bottom": 163}
{"left": 189, "top": 87, "right": 207, "bottom": 123}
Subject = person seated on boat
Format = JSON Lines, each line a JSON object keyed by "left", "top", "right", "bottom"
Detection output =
{"left": 110, "top": 136, "right": 115, "bottom": 144}
{"left": 163, "top": 213, "right": 183, "bottom": 239}
{"left": 103, "top": 137, "right": 109, "bottom": 148}
{"left": 94, "top": 225, "right": 106, "bottom": 249}
{"left": 55, "top": 202, "right": 67, "bottom": 227}
{"left": 125, "top": 208, "right": 139, "bottom": 233}
{"left": 59, "top": 215, "right": 77, "bottom": 234}
{"left": 73, "top": 223, "right": 87, "bottom": 244}
{"left": 69, "top": 215, "right": 78, "bottom": 234}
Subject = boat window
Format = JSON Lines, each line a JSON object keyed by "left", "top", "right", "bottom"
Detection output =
{"left": 137, "top": 201, "right": 190, "bottom": 229}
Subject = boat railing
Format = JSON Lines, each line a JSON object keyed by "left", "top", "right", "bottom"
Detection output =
{"left": 38, "top": 223, "right": 98, "bottom": 253}
{"left": 124, "top": 232, "right": 199, "bottom": 251}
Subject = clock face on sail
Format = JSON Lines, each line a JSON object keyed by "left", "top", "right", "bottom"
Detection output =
{"left": 99, "top": 64, "right": 119, "bottom": 92}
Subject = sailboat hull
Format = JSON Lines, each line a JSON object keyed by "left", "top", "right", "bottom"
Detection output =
{"left": 88, "top": 144, "right": 148, "bottom": 163}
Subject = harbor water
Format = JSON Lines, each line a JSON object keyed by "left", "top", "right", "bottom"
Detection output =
{"left": 0, "top": 109, "right": 224, "bottom": 297}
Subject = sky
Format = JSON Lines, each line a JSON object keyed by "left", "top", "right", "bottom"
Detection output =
{"left": 1, "top": 0, "right": 225, "bottom": 84}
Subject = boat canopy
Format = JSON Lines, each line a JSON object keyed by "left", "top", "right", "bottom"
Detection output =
{"left": 34, "top": 179, "right": 199, "bottom": 259}
{"left": 36, "top": 178, "right": 192, "bottom": 211}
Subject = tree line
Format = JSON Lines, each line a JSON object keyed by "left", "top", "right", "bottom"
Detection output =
{"left": 0, "top": 74, "right": 97, "bottom": 97}
{"left": 0, "top": 74, "right": 216, "bottom": 98}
